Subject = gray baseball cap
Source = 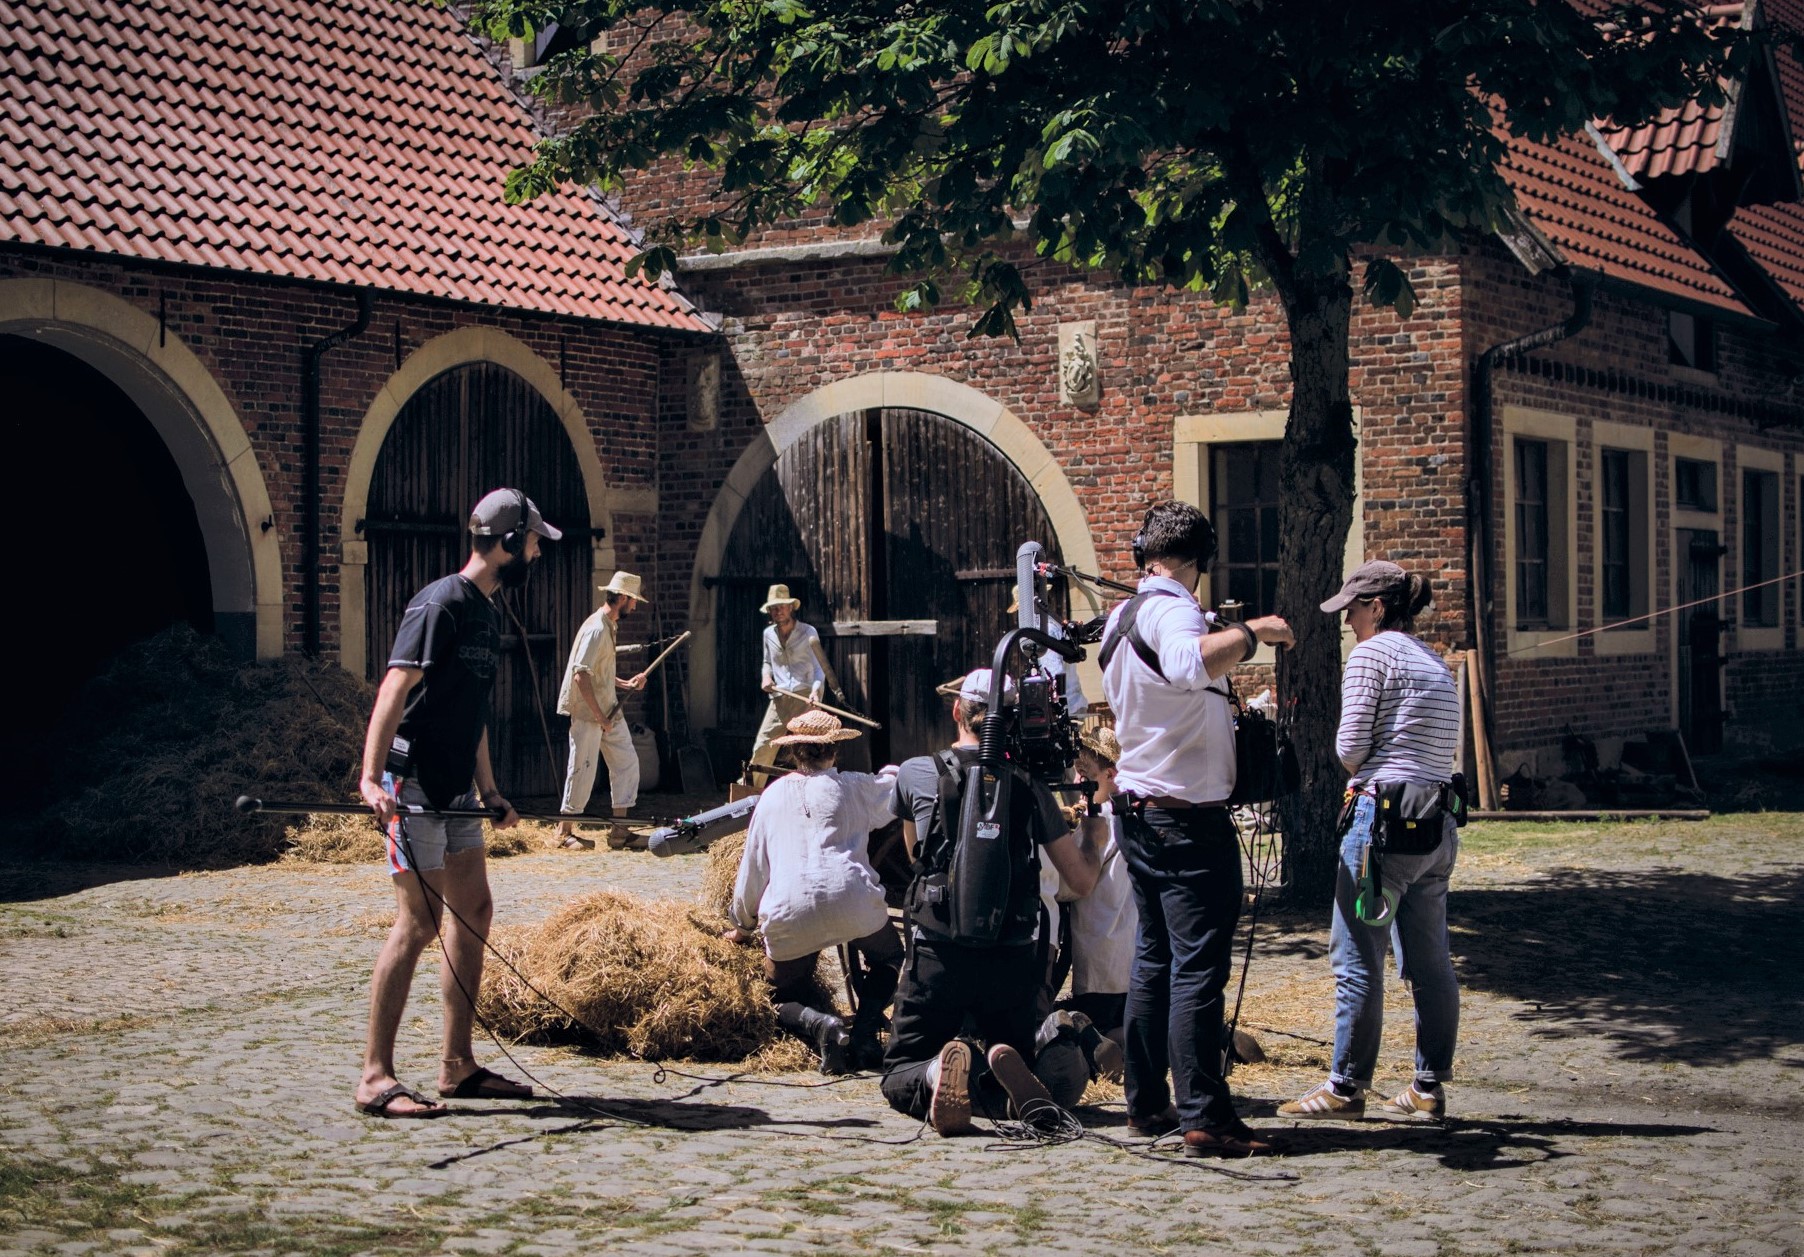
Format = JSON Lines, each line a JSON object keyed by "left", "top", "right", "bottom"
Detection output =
{"left": 1320, "top": 560, "right": 1407, "bottom": 613}
{"left": 469, "top": 489, "right": 563, "bottom": 541}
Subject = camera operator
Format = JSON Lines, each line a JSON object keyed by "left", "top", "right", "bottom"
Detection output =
{"left": 1100, "top": 500, "right": 1293, "bottom": 1157}
{"left": 881, "top": 669, "right": 1103, "bottom": 1135}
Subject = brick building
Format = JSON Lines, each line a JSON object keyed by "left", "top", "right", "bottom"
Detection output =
{"left": 561, "top": 3, "right": 1804, "bottom": 778}
{"left": 0, "top": 0, "right": 714, "bottom": 795}
{"left": 5, "top": 0, "right": 1802, "bottom": 801}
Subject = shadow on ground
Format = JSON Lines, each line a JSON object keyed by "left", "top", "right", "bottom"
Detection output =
{"left": 1239, "top": 1108, "right": 1716, "bottom": 1171}
{"left": 1252, "top": 867, "right": 1804, "bottom": 1067}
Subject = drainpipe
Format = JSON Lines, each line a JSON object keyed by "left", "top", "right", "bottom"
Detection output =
{"left": 1468, "top": 266, "right": 1599, "bottom": 779}
{"left": 300, "top": 290, "right": 373, "bottom": 657}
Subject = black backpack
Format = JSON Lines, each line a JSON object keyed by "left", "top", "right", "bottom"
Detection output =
{"left": 905, "top": 750, "right": 1042, "bottom": 947}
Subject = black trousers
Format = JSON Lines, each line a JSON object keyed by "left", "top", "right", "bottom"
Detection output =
{"left": 1120, "top": 804, "right": 1244, "bottom": 1132}
{"left": 879, "top": 933, "right": 1040, "bottom": 1120}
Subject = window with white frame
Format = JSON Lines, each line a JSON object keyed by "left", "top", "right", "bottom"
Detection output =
{"left": 1742, "top": 467, "right": 1781, "bottom": 627}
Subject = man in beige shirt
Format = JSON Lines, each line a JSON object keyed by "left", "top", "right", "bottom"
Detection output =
{"left": 555, "top": 571, "right": 648, "bottom": 851}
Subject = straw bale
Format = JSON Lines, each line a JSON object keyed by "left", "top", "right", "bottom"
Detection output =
{"left": 698, "top": 830, "right": 749, "bottom": 921}
{"left": 12, "top": 625, "right": 374, "bottom": 866}
{"left": 282, "top": 814, "right": 544, "bottom": 864}
{"left": 476, "top": 889, "right": 833, "bottom": 1061}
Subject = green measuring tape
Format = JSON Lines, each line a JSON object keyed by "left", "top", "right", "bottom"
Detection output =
{"left": 1354, "top": 844, "right": 1398, "bottom": 926}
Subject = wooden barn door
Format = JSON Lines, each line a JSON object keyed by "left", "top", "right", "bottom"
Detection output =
{"left": 713, "top": 408, "right": 1060, "bottom": 770}
{"left": 363, "top": 363, "right": 591, "bottom": 801}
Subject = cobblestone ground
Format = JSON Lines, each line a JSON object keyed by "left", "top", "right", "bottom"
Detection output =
{"left": 1, "top": 813, "right": 1800, "bottom": 1257}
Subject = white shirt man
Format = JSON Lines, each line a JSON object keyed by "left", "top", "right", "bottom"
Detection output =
{"left": 555, "top": 571, "right": 648, "bottom": 851}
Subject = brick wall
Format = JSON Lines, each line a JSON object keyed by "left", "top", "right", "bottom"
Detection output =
{"left": 0, "top": 246, "right": 680, "bottom": 662}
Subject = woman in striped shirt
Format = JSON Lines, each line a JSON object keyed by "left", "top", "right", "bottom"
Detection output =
{"left": 1279, "top": 560, "right": 1462, "bottom": 1124}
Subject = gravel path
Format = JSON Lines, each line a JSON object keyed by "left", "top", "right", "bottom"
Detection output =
{"left": 1, "top": 814, "right": 1799, "bottom": 1256}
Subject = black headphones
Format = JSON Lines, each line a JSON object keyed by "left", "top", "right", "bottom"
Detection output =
{"left": 1132, "top": 515, "right": 1217, "bottom": 571}
{"left": 501, "top": 489, "right": 531, "bottom": 556}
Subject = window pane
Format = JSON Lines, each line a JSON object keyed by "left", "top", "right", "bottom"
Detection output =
{"left": 1209, "top": 440, "right": 1282, "bottom": 618}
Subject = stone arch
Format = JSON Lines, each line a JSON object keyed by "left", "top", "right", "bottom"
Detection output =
{"left": 338, "top": 325, "right": 629, "bottom": 675}
{"left": 0, "top": 277, "right": 281, "bottom": 657}
{"left": 687, "top": 371, "right": 1102, "bottom": 728}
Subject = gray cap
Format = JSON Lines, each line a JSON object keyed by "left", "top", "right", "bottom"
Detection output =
{"left": 469, "top": 489, "right": 563, "bottom": 542}
{"left": 1320, "top": 560, "right": 1407, "bottom": 613}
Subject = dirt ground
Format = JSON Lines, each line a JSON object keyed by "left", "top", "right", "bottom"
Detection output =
{"left": 0, "top": 809, "right": 1799, "bottom": 1256}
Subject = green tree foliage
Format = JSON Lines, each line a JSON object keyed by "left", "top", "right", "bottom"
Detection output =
{"left": 475, "top": 0, "right": 1744, "bottom": 901}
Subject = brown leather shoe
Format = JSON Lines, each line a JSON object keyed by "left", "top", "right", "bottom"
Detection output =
{"left": 1183, "top": 1124, "right": 1279, "bottom": 1158}
{"left": 1125, "top": 1104, "right": 1180, "bottom": 1137}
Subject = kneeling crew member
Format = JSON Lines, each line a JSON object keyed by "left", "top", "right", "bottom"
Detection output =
{"left": 881, "top": 669, "right": 1102, "bottom": 1135}
{"left": 727, "top": 710, "right": 904, "bottom": 1073}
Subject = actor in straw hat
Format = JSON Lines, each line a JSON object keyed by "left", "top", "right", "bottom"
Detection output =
{"left": 555, "top": 571, "right": 650, "bottom": 852}
{"left": 726, "top": 709, "right": 904, "bottom": 1073}
{"left": 353, "top": 487, "right": 554, "bottom": 1118}
{"left": 743, "top": 584, "right": 846, "bottom": 783}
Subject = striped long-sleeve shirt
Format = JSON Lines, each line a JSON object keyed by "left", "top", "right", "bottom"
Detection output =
{"left": 1337, "top": 632, "right": 1461, "bottom": 786}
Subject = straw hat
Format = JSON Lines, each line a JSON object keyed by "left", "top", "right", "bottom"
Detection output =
{"left": 771, "top": 709, "right": 861, "bottom": 745}
{"left": 1079, "top": 725, "right": 1121, "bottom": 767}
{"left": 760, "top": 583, "right": 803, "bottom": 612}
{"left": 601, "top": 571, "right": 648, "bottom": 603}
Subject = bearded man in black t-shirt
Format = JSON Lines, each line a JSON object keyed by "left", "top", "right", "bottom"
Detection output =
{"left": 350, "top": 488, "right": 560, "bottom": 1120}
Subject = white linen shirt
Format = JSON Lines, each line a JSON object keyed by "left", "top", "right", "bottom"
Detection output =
{"left": 556, "top": 608, "right": 617, "bottom": 722}
{"left": 762, "top": 621, "right": 827, "bottom": 695}
{"left": 1100, "top": 574, "right": 1236, "bottom": 804}
{"left": 732, "top": 767, "right": 897, "bottom": 962}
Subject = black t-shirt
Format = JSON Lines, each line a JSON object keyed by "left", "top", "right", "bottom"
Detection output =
{"left": 387, "top": 574, "right": 501, "bottom": 808}
{"left": 893, "top": 746, "right": 1070, "bottom": 945}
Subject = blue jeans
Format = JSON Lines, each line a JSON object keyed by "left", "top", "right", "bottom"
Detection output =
{"left": 1329, "top": 794, "right": 1460, "bottom": 1089}
{"left": 1119, "top": 806, "right": 1243, "bottom": 1132}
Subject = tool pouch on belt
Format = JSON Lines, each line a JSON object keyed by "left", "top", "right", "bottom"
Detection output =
{"left": 1374, "top": 781, "right": 1449, "bottom": 854}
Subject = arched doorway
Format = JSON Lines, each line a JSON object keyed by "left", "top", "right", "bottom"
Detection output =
{"left": 1, "top": 334, "right": 215, "bottom": 778}
{"left": 713, "top": 408, "right": 1063, "bottom": 769}
{"left": 361, "top": 362, "right": 591, "bottom": 799}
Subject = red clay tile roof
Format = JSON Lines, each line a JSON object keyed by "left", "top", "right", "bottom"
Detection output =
{"left": 1591, "top": 2, "right": 1747, "bottom": 182}
{"left": 1499, "top": 123, "right": 1755, "bottom": 315}
{"left": 1597, "top": 95, "right": 1728, "bottom": 182}
{"left": 1730, "top": 0, "right": 1804, "bottom": 302}
{"left": 0, "top": 0, "right": 709, "bottom": 330}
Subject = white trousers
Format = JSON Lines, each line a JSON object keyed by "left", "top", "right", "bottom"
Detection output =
{"left": 560, "top": 716, "right": 640, "bottom": 814}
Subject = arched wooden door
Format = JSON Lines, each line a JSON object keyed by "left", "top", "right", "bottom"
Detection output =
{"left": 713, "top": 408, "right": 1062, "bottom": 769}
{"left": 362, "top": 363, "right": 591, "bottom": 800}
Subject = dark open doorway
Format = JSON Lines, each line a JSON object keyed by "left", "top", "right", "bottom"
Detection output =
{"left": 1, "top": 334, "right": 214, "bottom": 788}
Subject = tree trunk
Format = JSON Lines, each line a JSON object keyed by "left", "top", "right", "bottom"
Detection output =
{"left": 1274, "top": 273, "right": 1357, "bottom": 909}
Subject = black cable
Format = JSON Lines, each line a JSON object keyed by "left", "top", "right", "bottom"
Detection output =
{"left": 386, "top": 806, "right": 1306, "bottom": 1175}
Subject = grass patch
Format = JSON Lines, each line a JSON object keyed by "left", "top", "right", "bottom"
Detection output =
{"left": 0, "top": 1151, "right": 449, "bottom": 1255}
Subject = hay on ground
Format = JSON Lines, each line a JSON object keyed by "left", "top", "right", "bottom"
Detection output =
{"left": 282, "top": 814, "right": 545, "bottom": 864}
{"left": 698, "top": 829, "right": 748, "bottom": 921}
{"left": 15, "top": 625, "right": 374, "bottom": 866}
{"left": 476, "top": 888, "right": 835, "bottom": 1062}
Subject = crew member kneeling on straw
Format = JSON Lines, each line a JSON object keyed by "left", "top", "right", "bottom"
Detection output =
{"left": 724, "top": 710, "right": 904, "bottom": 1074}
{"left": 352, "top": 488, "right": 550, "bottom": 1119}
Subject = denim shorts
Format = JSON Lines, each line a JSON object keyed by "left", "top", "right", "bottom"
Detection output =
{"left": 382, "top": 773, "right": 484, "bottom": 875}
